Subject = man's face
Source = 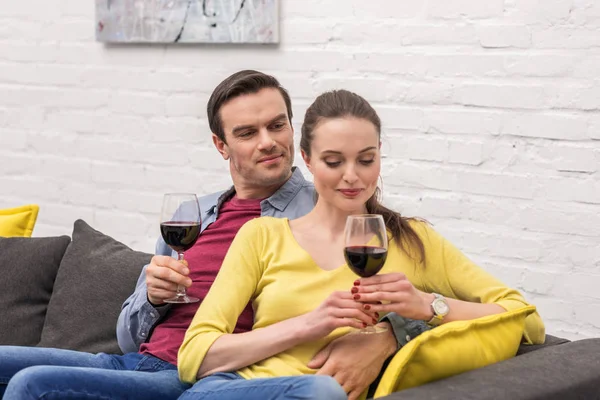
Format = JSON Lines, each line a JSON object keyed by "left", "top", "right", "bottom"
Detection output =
{"left": 213, "top": 88, "right": 294, "bottom": 194}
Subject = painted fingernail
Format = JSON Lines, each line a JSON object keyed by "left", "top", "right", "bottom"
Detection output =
{"left": 353, "top": 294, "right": 361, "bottom": 300}
{"left": 362, "top": 322, "right": 368, "bottom": 328}
{"left": 372, "top": 318, "right": 378, "bottom": 324}
{"left": 363, "top": 304, "right": 371, "bottom": 310}
{"left": 354, "top": 280, "right": 360, "bottom": 286}
{"left": 351, "top": 287, "right": 359, "bottom": 294}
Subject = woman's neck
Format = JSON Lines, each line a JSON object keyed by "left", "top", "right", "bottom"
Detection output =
{"left": 300, "top": 199, "right": 367, "bottom": 239}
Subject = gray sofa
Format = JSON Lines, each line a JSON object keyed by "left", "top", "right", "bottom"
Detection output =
{"left": 1, "top": 219, "right": 599, "bottom": 399}
{"left": 386, "top": 335, "right": 600, "bottom": 400}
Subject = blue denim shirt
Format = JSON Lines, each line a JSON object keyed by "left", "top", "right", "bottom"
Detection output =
{"left": 116, "top": 167, "right": 428, "bottom": 356}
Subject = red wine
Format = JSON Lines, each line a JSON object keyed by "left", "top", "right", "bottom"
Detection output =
{"left": 160, "top": 221, "right": 200, "bottom": 252}
{"left": 344, "top": 246, "right": 388, "bottom": 277}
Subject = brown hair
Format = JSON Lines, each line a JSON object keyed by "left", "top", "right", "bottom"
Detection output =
{"left": 301, "top": 90, "right": 426, "bottom": 265}
{"left": 207, "top": 70, "right": 293, "bottom": 143}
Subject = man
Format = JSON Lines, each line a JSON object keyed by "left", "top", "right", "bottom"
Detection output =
{"left": 1, "top": 70, "right": 426, "bottom": 400}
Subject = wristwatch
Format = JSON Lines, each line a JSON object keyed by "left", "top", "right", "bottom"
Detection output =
{"left": 427, "top": 293, "right": 449, "bottom": 327}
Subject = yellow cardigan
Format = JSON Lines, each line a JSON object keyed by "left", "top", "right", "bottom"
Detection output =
{"left": 178, "top": 217, "right": 544, "bottom": 383}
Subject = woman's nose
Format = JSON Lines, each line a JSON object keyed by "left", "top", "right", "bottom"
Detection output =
{"left": 343, "top": 166, "right": 358, "bottom": 183}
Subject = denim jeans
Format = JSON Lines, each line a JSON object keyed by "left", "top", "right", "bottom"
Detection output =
{"left": 0, "top": 346, "right": 190, "bottom": 400}
{"left": 178, "top": 372, "right": 348, "bottom": 400}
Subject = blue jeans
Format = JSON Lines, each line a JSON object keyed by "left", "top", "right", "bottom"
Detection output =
{"left": 178, "top": 372, "right": 347, "bottom": 400}
{"left": 0, "top": 346, "right": 190, "bottom": 399}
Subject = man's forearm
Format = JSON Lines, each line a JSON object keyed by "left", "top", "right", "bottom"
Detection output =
{"left": 116, "top": 265, "right": 169, "bottom": 353}
{"left": 379, "top": 312, "right": 431, "bottom": 350}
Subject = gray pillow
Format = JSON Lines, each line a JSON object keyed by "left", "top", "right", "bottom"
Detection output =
{"left": 38, "top": 219, "right": 152, "bottom": 354}
{"left": 0, "top": 236, "right": 71, "bottom": 346}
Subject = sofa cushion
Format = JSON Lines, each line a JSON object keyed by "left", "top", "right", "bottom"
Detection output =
{"left": 0, "top": 235, "right": 71, "bottom": 346}
{"left": 37, "top": 219, "right": 152, "bottom": 354}
{"left": 374, "top": 305, "right": 536, "bottom": 397}
{"left": 0, "top": 204, "right": 39, "bottom": 237}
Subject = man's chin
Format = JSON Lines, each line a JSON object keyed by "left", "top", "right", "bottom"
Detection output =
{"left": 255, "top": 168, "right": 292, "bottom": 187}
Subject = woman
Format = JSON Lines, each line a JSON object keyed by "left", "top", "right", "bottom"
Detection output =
{"left": 177, "top": 90, "right": 545, "bottom": 400}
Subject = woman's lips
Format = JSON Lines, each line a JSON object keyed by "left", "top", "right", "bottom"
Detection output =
{"left": 338, "top": 189, "right": 362, "bottom": 197}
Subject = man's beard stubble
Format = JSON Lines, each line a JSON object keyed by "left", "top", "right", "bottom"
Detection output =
{"left": 231, "top": 152, "right": 294, "bottom": 188}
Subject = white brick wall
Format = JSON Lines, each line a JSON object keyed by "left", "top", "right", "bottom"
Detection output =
{"left": 0, "top": 0, "right": 599, "bottom": 340}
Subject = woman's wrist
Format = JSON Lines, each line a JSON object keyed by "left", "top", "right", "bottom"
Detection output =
{"left": 294, "top": 312, "right": 322, "bottom": 342}
{"left": 420, "top": 292, "right": 436, "bottom": 321}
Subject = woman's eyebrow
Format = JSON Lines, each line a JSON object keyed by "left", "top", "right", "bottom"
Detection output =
{"left": 321, "top": 146, "right": 377, "bottom": 155}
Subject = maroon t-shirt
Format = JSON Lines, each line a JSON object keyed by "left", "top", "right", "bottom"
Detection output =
{"left": 139, "top": 195, "right": 262, "bottom": 365}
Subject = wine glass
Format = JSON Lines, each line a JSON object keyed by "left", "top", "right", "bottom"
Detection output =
{"left": 159, "top": 193, "right": 201, "bottom": 304}
{"left": 344, "top": 214, "right": 389, "bottom": 333}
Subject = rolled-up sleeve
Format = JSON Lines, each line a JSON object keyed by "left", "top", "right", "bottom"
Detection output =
{"left": 116, "top": 238, "right": 174, "bottom": 353}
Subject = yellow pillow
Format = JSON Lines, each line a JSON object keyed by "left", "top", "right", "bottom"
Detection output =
{"left": 0, "top": 204, "right": 40, "bottom": 237}
{"left": 374, "top": 305, "right": 536, "bottom": 397}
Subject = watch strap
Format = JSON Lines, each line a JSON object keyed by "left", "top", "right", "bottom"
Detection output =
{"left": 427, "top": 293, "right": 447, "bottom": 327}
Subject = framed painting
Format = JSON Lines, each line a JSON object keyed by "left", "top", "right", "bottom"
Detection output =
{"left": 95, "top": 0, "right": 279, "bottom": 43}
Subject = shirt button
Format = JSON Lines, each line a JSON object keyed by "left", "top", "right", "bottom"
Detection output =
{"left": 406, "top": 335, "right": 411, "bottom": 342}
{"left": 141, "top": 332, "right": 146, "bottom": 337}
{"left": 150, "top": 312, "right": 156, "bottom": 318}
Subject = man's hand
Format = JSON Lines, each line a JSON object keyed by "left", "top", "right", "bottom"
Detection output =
{"left": 146, "top": 255, "right": 191, "bottom": 305}
{"left": 308, "top": 324, "right": 397, "bottom": 400}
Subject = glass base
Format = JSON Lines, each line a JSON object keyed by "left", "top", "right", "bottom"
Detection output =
{"left": 163, "top": 295, "right": 199, "bottom": 304}
{"left": 357, "top": 325, "right": 388, "bottom": 334}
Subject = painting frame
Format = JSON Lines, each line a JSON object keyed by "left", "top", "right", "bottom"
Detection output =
{"left": 95, "top": 0, "right": 279, "bottom": 44}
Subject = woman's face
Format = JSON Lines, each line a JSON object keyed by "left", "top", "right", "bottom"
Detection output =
{"left": 303, "top": 116, "right": 381, "bottom": 213}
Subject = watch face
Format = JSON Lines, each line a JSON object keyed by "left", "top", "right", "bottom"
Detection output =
{"left": 433, "top": 299, "right": 449, "bottom": 315}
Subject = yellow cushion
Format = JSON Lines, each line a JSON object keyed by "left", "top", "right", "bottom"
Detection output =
{"left": 374, "top": 305, "right": 537, "bottom": 397}
{"left": 0, "top": 204, "right": 40, "bottom": 237}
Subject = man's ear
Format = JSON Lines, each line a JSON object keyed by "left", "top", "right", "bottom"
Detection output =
{"left": 212, "top": 134, "right": 230, "bottom": 160}
{"left": 301, "top": 149, "right": 312, "bottom": 173}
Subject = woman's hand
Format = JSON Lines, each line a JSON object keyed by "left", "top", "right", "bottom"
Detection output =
{"left": 301, "top": 291, "right": 380, "bottom": 341}
{"left": 352, "top": 273, "right": 434, "bottom": 321}
{"left": 308, "top": 325, "right": 397, "bottom": 400}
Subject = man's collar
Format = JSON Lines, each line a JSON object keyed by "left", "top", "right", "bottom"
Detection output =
{"left": 215, "top": 167, "right": 309, "bottom": 212}
{"left": 264, "top": 167, "right": 309, "bottom": 211}
{"left": 215, "top": 186, "right": 236, "bottom": 209}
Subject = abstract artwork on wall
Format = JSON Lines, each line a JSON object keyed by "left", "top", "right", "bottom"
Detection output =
{"left": 95, "top": 0, "right": 278, "bottom": 43}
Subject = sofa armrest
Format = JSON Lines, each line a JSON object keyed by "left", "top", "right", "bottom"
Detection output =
{"left": 516, "top": 333, "right": 570, "bottom": 356}
{"left": 377, "top": 338, "right": 600, "bottom": 400}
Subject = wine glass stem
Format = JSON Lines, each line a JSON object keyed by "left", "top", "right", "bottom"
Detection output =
{"left": 176, "top": 252, "right": 186, "bottom": 297}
